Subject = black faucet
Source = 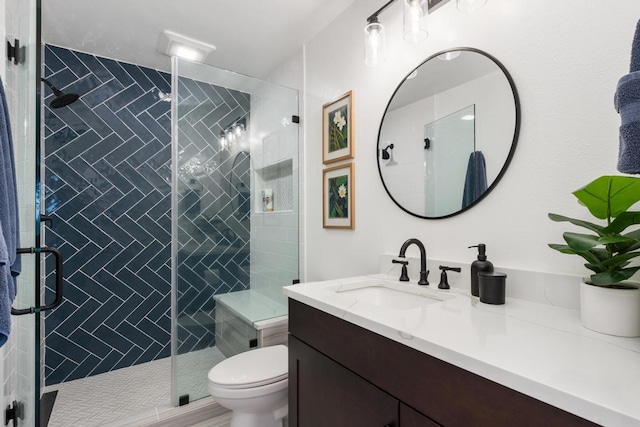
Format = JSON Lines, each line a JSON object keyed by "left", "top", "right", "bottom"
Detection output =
{"left": 398, "top": 238, "right": 429, "bottom": 286}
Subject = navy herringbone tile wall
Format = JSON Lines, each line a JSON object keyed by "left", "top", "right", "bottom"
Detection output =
{"left": 43, "top": 45, "right": 251, "bottom": 385}
{"left": 174, "top": 75, "right": 251, "bottom": 355}
{"left": 43, "top": 45, "right": 173, "bottom": 386}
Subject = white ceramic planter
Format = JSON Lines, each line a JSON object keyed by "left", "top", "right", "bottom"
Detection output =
{"left": 580, "top": 280, "right": 640, "bottom": 337}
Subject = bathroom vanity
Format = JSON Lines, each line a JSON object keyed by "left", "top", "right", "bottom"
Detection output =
{"left": 284, "top": 275, "right": 640, "bottom": 426}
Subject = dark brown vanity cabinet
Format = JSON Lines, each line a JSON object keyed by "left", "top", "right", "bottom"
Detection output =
{"left": 289, "top": 335, "right": 399, "bottom": 426}
{"left": 288, "top": 299, "right": 599, "bottom": 427}
{"left": 289, "top": 335, "right": 438, "bottom": 427}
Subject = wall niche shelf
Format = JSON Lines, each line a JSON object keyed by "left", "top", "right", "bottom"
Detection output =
{"left": 254, "top": 158, "right": 293, "bottom": 214}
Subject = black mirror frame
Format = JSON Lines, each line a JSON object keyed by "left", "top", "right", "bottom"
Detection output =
{"left": 376, "top": 47, "right": 521, "bottom": 219}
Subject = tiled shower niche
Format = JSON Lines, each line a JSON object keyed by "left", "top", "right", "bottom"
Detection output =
{"left": 43, "top": 45, "right": 250, "bottom": 385}
{"left": 255, "top": 159, "right": 293, "bottom": 213}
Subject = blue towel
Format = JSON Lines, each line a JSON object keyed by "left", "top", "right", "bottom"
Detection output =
{"left": 462, "top": 151, "right": 488, "bottom": 209}
{"left": 0, "top": 223, "right": 11, "bottom": 346}
{"left": 615, "top": 20, "right": 640, "bottom": 174}
{"left": 631, "top": 19, "right": 640, "bottom": 73}
{"left": 0, "top": 76, "right": 21, "bottom": 346}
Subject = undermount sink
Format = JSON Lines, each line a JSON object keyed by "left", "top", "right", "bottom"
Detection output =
{"left": 332, "top": 281, "right": 454, "bottom": 310}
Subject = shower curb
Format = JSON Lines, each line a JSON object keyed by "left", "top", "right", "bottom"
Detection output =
{"left": 96, "top": 397, "right": 230, "bottom": 427}
{"left": 144, "top": 398, "right": 230, "bottom": 427}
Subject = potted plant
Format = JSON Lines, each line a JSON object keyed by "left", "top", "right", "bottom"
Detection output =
{"left": 549, "top": 175, "right": 640, "bottom": 337}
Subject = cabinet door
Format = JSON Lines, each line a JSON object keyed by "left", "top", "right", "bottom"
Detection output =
{"left": 400, "top": 403, "right": 441, "bottom": 427}
{"left": 289, "top": 336, "right": 399, "bottom": 427}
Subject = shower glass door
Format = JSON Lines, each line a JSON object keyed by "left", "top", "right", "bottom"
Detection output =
{"left": 423, "top": 105, "right": 475, "bottom": 216}
{"left": 171, "top": 58, "right": 299, "bottom": 403}
{"left": 3, "top": 0, "right": 41, "bottom": 425}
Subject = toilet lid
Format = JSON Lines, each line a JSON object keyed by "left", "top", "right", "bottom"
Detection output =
{"left": 208, "top": 345, "right": 288, "bottom": 389}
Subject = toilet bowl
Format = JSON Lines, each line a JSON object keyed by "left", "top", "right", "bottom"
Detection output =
{"left": 208, "top": 345, "right": 288, "bottom": 427}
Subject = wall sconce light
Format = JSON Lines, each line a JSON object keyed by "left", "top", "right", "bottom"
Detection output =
{"left": 158, "top": 30, "right": 216, "bottom": 62}
{"left": 364, "top": 16, "right": 386, "bottom": 67}
{"left": 365, "top": 0, "right": 486, "bottom": 67}
{"left": 404, "top": 0, "right": 428, "bottom": 43}
{"left": 219, "top": 118, "right": 247, "bottom": 149}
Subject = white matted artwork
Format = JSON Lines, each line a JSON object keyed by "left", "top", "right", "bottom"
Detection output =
{"left": 322, "top": 163, "right": 355, "bottom": 229}
{"left": 322, "top": 91, "right": 354, "bottom": 164}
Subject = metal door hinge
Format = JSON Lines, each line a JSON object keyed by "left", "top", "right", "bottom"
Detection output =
{"left": 6, "top": 39, "right": 23, "bottom": 65}
{"left": 5, "top": 400, "right": 23, "bottom": 426}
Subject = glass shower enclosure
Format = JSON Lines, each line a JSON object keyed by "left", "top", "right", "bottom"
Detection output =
{"left": 2, "top": 34, "right": 299, "bottom": 425}
{"left": 423, "top": 105, "right": 475, "bottom": 217}
{"left": 4, "top": 7, "right": 299, "bottom": 419}
{"left": 172, "top": 58, "right": 299, "bottom": 403}
{"left": 3, "top": 0, "right": 41, "bottom": 425}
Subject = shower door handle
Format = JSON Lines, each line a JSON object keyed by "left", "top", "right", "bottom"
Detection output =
{"left": 11, "top": 247, "right": 64, "bottom": 315}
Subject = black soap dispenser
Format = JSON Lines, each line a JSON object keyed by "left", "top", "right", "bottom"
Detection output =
{"left": 468, "top": 244, "right": 494, "bottom": 297}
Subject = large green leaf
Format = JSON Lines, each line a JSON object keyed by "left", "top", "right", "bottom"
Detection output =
{"left": 591, "top": 248, "right": 613, "bottom": 261}
{"left": 601, "top": 252, "right": 640, "bottom": 269}
{"left": 603, "top": 211, "right": 640, "bottom": 234}
{"left": 548, "top": 213, "right": 606, "bottom": 235}
{"left": 551, "top": 240, "right": 604, "bottom": 266}
{"left": 573, "top": 176, "right": 640, "bottom": 220}
{"left": 598, "top": 235, "right": 633, "bottom": 245}
{"left": 623, "top": 228, "right": 640, "bottom": 250}
{"left": 590, "top": 266, "right": 640, "bottom": 286}
{"left": 584, "top": 263, "right": 605, "bottom": 273}
{"left": 548, "top": 243, "right": 576, "bottom": 254}
{"left": 563, "top": 232, "right": 599, "bottom": 251}
{"left": 611, "top": 228, "right": 640, "bottom": 253}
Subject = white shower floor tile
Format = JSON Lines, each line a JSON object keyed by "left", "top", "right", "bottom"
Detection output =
{"left": 44, "top": 347, "right": 226, "bottom": 427}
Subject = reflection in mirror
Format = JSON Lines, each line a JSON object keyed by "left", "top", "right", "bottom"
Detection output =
{"left": 424, "top": 105, "right": 475, "bottom": 217}
{"left": 377, "top": 48, "right": 519, "bottom": 219}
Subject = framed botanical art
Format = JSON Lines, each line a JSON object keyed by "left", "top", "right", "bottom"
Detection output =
{"left": 322, "top": 91, "right": 354, "bottom": 164}
{"left": 323, "top": 163, "right": 355, "bottom": 229}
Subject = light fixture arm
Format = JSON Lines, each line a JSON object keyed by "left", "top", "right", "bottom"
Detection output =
{"left": 368, "top": 0, "right": 452, "bottom": 23}
{"left": 367, "top": 0, "right": 398, "bottom": 23}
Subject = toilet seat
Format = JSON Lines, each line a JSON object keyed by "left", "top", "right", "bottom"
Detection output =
{"left": 208, "top": 376, "right": 288, "bottom": 400}
{"left": 208, "top": 345, "right": 288, "bottom": 390}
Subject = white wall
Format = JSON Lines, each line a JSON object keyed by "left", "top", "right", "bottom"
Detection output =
{"left": 303, "top": 0, "right": 640, "bottom": 282}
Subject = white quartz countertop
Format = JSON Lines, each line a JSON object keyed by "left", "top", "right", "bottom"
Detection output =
{"left": 283, "top": 274, "right": 640, "bottom": 427}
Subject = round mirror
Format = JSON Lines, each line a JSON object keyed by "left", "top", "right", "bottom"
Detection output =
{"left": 377, "top": 48, "right": 520, "bottom": 219}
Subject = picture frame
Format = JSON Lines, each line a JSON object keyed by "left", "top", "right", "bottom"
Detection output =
{"left": 323, "top": 163, "right": 355, "bottom": 229}
{"left": 322, "top": 91, "right": 354, "bottom": 164}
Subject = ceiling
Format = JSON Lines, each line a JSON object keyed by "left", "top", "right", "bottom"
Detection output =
{"left": 42, "top": 0, "right": 355, "bottom": 79}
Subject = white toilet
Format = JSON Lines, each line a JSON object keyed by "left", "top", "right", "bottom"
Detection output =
{"left": 207, "top": 345, "right": 288, "bottom": 427}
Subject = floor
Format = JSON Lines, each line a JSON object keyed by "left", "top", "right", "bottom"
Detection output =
{"left": 44, "top": 347, "right": 227, "bottom": 427}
